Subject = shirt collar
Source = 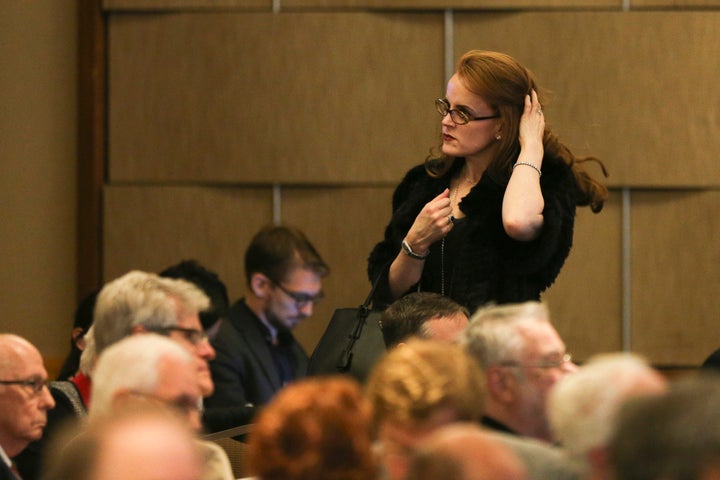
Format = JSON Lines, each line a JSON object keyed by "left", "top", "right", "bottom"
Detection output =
{"left": 0, "top": 444, "right": 12, "bottom": 468}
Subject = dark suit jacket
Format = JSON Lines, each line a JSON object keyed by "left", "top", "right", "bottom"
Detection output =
{"left": 0, "top": 460, "right": 20, "bottom": 480}
{"left": 204, "top": 299, "right": 308, "bottom": 431}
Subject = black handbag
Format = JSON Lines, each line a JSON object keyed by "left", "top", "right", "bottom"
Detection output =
{"left": 307, "top": 273, "right": 387, "bottom": 383}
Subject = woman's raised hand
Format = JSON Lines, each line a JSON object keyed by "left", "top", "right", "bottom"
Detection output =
{"left": 519, "top": 89, "right": 545, "bottom": 155}
{"left": 404, "top": 188, "right": 454, "bottom": 252}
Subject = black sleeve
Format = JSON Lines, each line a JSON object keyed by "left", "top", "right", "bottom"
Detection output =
{"left": 367, "top": 165, "right": 433, "bottom": 308}
{"left": 497, "top": 159, "right": 578, "bottom": 291}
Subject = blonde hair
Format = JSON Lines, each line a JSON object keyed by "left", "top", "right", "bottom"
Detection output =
{"left": 366, "top": 339, "right": 486, "bottom": 431}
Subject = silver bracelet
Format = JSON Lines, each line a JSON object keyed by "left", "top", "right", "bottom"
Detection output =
{"left": 512, "top": 162, "right": 542, "bottom": 177}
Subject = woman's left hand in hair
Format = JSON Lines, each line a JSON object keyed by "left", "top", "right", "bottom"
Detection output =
{"left": 519, "top": 89, "right": 545, "bottom": 159}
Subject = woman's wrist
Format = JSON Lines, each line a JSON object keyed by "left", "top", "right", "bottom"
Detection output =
{"left": 401, "top": 237, "right": 429, "bottom": 259}
{"left": 512, "top": 162, "right": 542, "bottom": 177}
{"left": 519, "top": 141, "right": 543, "bottom": 159}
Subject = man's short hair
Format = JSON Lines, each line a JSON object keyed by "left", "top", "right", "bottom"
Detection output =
{"left": 93, "top": 271, "right": 209, "bottom": 354}
{"left": 244, "top": 224, "right": 329, "bottom": 285}
{"left": 380, "top": 292, "right": 469, "bottom": 348}
{"left": 461, "top": 301, "right": 550, "bottom": 370}
{"left": 160, "top": 259, "right": 229, "bottom": 330}
{"left": 365, "top": 338, "right": 486, "bottom": 432}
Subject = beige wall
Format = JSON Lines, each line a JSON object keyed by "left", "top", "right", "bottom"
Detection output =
{"left": 0, "top": 2, "right": 78, "bottom": 371}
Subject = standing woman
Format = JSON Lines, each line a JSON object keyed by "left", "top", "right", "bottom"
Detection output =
{"left": 368, "top": 50, "right": 608, "bottom": 312}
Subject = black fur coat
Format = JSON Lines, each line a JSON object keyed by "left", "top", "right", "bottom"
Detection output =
{"left": 367, "top": 156, "right": 579, "bottom": 312}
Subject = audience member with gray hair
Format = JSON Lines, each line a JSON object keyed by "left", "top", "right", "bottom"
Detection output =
{"left": 93, "top": 270, "right": 216, "bottom": 398}
{"left": 90, "top": 334, "right": 202, "bottom": 425}
{"left": 609, "top": 375, "right": 720, "bottom": 480}
{"left": 547, "top": 352, "right": 667, "bottom": 479}
{"left": 17, "top": 271, "right": 218, "bottom": 480}
{"left": 462, "top": 301, "right": 576, "bottom": 443}
{"left": 90, "top": 334, "right": 233, "bottom": 480}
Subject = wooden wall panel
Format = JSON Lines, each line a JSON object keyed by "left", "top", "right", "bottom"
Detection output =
{"left": 632, "top": 0, "right": 720, "bottom": 6}
{"left": 103, "top": 186, "right": 273, "bottom": 299}
{"left": 108, "top": 12, "right": 444, "bottom": 184}
{"left": 104, "top": 0, "right": 271, "bottom": 9}
{"left": 455, "top": 12, "right": 720, "bottom": 188}
{"left": 543, "top": 192, "right": 623, "bottom": 362}
{"left": 282, "top": 0, "right": 621, "bottom": 9}
{"left": 630, "top": 190, "right": 720, "bottom": 366}
{"left": 103, "top": 184, "right": 394, "bottom": 353}
{"left": 281, "top": 186, "right": 394, "bottom": 352}
{"left": 103, "top": 0, "right": 621, "bottom": 9}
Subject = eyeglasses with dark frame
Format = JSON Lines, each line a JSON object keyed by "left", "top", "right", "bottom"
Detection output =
{"left": 148, "top": 326, "right": 209, "bottom": 346}
{"left": 498, "top": 353, "right": 573, "bottom": 370}
{"left": 0, "top": 378, "right": 49, "bottom": 396}
{"left": 270, "top": 280, "right": 324, "bottom": 308}
{"left": 435, "top": 98, "right": 501, "bottom": 125}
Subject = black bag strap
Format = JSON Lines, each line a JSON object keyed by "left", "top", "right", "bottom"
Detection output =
{"left": 336, "top": 267, "right": 387, "bottom": 372}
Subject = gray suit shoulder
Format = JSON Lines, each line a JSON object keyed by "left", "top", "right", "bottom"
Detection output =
{"left": 484, "top": 431, "right": 583, "bottom": 480}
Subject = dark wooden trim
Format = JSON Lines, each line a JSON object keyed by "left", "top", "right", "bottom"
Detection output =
{"left": 76, "top": 0, "right": 106, "bottom": 300}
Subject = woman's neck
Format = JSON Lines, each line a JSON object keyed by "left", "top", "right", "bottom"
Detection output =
{"left": 461, "top": 157, "right": 490, "bottom": 184}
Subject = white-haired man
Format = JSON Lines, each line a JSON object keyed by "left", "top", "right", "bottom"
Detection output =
{"left": 547, "top": 352, "right": 667, "bottom": 479}
{"left": 90, "top": 334, "right": 233, "bottom": 480}
{"left": 462, "top": 301, "right": 576, "bottom": 443}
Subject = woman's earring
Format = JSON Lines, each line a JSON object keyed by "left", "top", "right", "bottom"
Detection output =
{"left": 495, "top": 134, "right": 502, "bottom": 141}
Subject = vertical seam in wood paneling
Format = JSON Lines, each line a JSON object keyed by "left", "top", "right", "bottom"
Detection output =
{"left": 273, "top": 184, "right": 282, "bottom": 225}
{"left": 622, "top": 188, "right": 631, "bottom": 352}
{"left": 444, "top": 9, "right": 453, "bottom": 83}
{"left": 624, "top": 0, "right": 631, "bottom": 353}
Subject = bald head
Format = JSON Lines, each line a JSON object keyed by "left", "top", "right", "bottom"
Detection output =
{"left": 0, "top": 334, "right": 41, "bottom": 375}
{"left": 408, "top": 423, "right": 528, "bottom": 480}
{"left": 0, "top": 334, "right": 55, "bottom": 456}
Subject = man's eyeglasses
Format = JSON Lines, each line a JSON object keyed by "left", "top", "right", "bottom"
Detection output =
{"left": 148, "top": 326, "right": 209, "bottom": 346}
{"left": 271, "top": 280, "right": 324, "bottom": 308}
{"left": 0, "top": 378, "right": 49, "bottom": 396}
{"left": 435, "top": 98, "right": 500, "bottom": 125}
{"left": 499, "top": 353, "right": 573, "bottom": 370}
